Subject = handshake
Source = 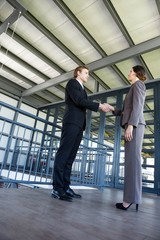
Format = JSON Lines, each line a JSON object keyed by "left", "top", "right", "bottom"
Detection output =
{"left": 99, "top": 103, "right": 115, "bottom": 113}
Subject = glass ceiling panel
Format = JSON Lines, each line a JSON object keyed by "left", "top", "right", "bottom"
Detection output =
{"left": 111, "top": 0, "right": 160, "bottom": 44}
{"left": 49, "top": 20, "right": 101, "bottom": 64}
{"left": 116, "top": 59, "right": 141, "bottom": 79}
{"left": 64, "top": 0, "right": 130, "bottom": 55}
{"left": 0, "top": 0, "right": 159, "bottom": 109}
{"left": 116, "top": 59, "right": 154, "bottom": 83}
{"left": 47, "top": 87, "right": 65, "bottom": 100}
{"left": 94, "top": 67, "right": 127, "bottom": 89}
{"left": 0, "top": 52, "right": 44, "bottom": 84}
{"left": 9, "top": 16, "right": 77, "bottom": 71}
{"left": 0, "top": 34, "right": 60, "bottom": 79}
{"left": 84, "top": 77, "right": 96, "bottom": 92}
{"left": 17, "top": 0, "right": 101, "bottom": 65}
{"left": 142, "top": 50, "right": 160, "bottom": 79}
{"left": 17, "top": 0, "right": 68, "bottom": 30}
{"left": 0, "top": 0, "right": 14, "bottom": 21}
{"left": 0, "top": 69, "right": 31, "bottom": 89}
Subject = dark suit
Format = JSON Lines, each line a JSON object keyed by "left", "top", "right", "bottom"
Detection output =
{"left": 114, "top": 80, "right": 146, "bottom": 204}
{"left": 53, "top": 79, "right": 99, "bottom": 193}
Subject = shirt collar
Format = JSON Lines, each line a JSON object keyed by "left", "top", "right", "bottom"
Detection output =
{"left": 76, "top": 79, "right": 84, "bottom": 89}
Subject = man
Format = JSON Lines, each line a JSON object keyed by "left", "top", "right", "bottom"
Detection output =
{"left": 51, "top": 66, "right": 113, "bottom": 201}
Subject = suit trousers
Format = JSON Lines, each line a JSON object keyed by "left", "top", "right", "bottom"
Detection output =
{"left": 123, "top": 124, "right": 145, "bottom": 204}
{"left": 53, "top": 123, "right": 83, "bottom": 192}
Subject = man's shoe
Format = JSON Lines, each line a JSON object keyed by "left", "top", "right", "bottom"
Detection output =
{"left": 66, "top": 187, "right": 81, "bottom": 198}
{"left": 51, "top": 189, "right": 72, "bottom": 202}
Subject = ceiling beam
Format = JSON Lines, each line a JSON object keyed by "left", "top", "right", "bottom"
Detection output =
{"left": 38, "top": 77, "right": 160, "bottom": 109}
{"left": 0, "top": 75, "right": 23, "bottom": 96}
{"left": 111, "top": 65, "right": 129, "bottom": 85}
{"left": 24, "top": 12, "right": 83, "bottom": 66}
{"left": 53, "top": 0, "right": 106, "bottom": 57}
{"left": 0, "top": 63, "right": 35, "bottom": 87}
{"left": 0, "top": 46, "right": 49, "bottom": 81}
{"left": 4, "top": 0, "right": 112, "bottom": 92}
{"left": 54, "top": 0, "right": 127, "bottom": 85}
{"left": 103, "top": 0, "right": 134, "bottom": 45}
{"left": 88, "top": 36, "right": 160, "bottom": 71}
{"left": 6, "top": 0, "right": 26, "bottom": 11}
{"left": 103, "top": 0, "right": 153, "bottom": 80}
{"left": 0, "top": 0, "right": 26, "bottom": 35}
{"left": 5, "top": 26, "right": 65, "bottom": 74}
{"left": 23, "top": 9, "right": 110, "bottom": 89}
{"left": 22, "top": 70, "right": 73, "bottom": 97}
{"left": 155, "top": 0, "right": 160, "bottom": 14}
{"left": 0, "top": 9, "right": 23, "bottom": 35}
{"left": 22, "top": 36, "right": 160, "bottom": 97}
{"left": 0, "top": 75, "right": 59, "bottom": 107}
{"left": 0, "top": 64, "right": 62, "bottom": 102}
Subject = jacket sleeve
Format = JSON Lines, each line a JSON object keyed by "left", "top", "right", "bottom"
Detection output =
{"left": 128, "top": 81, "right": 146, "bottom": 127}
{"left": 112, "top": 109, "right": 123, "bottom": 116}
{"left": 66, "top": 79, "right": 99, "bottom": 112}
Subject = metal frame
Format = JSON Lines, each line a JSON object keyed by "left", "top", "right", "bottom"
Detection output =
{"left": 0, "top": 79, "right": 160, "bottom": 193}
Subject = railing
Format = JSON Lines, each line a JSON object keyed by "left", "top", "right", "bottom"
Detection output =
{"left": 0, "top": 101, "right": 112, "bottom": 188}
{"left": 0, "top": 144, "right": 110, "bottom": 188}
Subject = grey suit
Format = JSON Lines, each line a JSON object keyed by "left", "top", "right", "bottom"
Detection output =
{"left": 114, "top": 80, "right": 146, "bottom": 204}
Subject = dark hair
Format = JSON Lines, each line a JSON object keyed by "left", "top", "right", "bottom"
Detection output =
{"left": 74, "top": 66, "right": 89, "bottom": 78}
{"left": 133, "top": 65, "right": 146, "bottom": 81}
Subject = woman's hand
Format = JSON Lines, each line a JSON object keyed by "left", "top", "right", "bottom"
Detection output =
{"left": 125, "top": 125, "right": 133, "bottom": 141}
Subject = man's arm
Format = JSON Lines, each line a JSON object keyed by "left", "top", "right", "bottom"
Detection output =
{"left": 67, "top": 80, "right": 114, "bottom": 112}
{"left": 99, "top": 103, "right": 114, "bottom": 112}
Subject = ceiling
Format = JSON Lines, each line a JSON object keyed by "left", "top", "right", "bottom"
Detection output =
{"left": 0, "top": 0, "right": 160, "bottom": 108}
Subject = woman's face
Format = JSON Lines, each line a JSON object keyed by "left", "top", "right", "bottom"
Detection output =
{"left": 128, "top": 68, "right": 137, "bottom": 84}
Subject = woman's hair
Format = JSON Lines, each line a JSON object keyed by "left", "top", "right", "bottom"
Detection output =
{"left": 74, "top": 66, "right": 89, "bottom": 78}
{"left": 133, "top": 65, "right": 146, "bottom": 81}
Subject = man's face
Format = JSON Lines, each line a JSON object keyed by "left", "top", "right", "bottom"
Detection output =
{"left": 78, "top": 69, "right": 89, "bottom": 83}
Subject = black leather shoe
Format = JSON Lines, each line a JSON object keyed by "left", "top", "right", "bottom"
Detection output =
{"left": 66, "top": 188, "right": 81, "bottom": 198}
{"left": 51, "top": 190, "right": 73, "bottom": 202}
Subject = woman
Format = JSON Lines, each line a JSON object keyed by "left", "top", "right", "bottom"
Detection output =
{"left": 113, "top": 65, "right": 146, "bottom": 211}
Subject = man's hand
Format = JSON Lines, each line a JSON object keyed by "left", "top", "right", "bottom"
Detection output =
{"left": 99, "top": 103, "right": 115, "bottom": 112}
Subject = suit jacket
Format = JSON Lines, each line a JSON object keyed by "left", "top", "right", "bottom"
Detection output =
{"left": 63, "top": 79, "right": 99, "bottom": 130}
{"left": 114, "top": 80, "right": 146, "bottom": 128}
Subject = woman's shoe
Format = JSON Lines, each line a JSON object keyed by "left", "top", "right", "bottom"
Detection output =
{"left": 115, "top": 203, "right": 139, "bottom": 211}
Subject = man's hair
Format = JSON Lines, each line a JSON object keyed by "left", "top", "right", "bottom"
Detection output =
{"left": 74, "top": 66, "right": 89, "bottom": 78}
{"left": 133, "top": 65, "right": 146, "bottom": 81}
